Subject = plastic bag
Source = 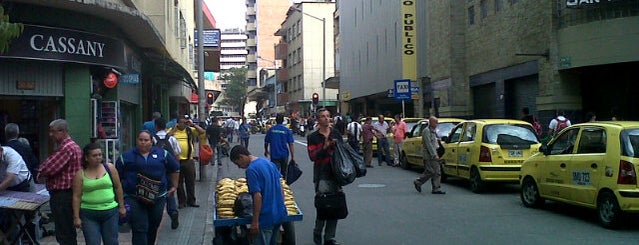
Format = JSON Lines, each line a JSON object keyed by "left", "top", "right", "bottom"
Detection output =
{"left": 343, "top": 141, "right": 366, "bottom": 177}
{"left": 286, "top": 159, "right": 303, "bottom": 185}
{"left": 233, "top": 192, "right": 253, "bottom": 218}
{"left": 332, "top": 141, "right": 357, "bottom": 186}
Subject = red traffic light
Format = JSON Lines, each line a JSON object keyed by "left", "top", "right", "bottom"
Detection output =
{"left": 207, "top": 92, "right": 214, "bottom": 98}
{"left": 312, "top": 93, "right": 319, "bottom": 105}
{"left": 206, "top": 92, "right": 214, "bottom": 104}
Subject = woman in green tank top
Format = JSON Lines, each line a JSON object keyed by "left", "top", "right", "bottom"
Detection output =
{"left": 71, "top": 143, "right": 126, "bottom": 245}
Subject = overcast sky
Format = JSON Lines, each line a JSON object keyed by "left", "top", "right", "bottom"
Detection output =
{"left": 204, "top": 0, "right": 246, "bottom": 30}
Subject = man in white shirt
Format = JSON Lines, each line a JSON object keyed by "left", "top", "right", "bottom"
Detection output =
{"left": 372, "top": 115, "right": 393, "bottom": 166}
{"left": 225, "top": 117, "right": 236, "bottom": 143}
{"left": 0, "top": 145, "right": 31, "bottom": 192}
{"left": 346, "top": 117, "right": 362, "bottom": 153}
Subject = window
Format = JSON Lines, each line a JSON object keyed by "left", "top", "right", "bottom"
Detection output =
{"left": 510, "top": 0, "right": 519, "bottom": 5}
{"left": 550, "top": 128, "right": 580, "bottom": 155}
{"left": 462, "top": 123, "right": 477, "bottom": 142}
{"left": 480, "top": 0, "right": 488, "bottom": 19}
{"left": 449, "top": 125, "right": 464, "bottom": 143}
{"left": 468, "top": 6, "right": 475, "bottom": 25}
{"left": 577, "top": 128, "right": 607, "bottom": 154}
{"left": 494, "top": 0, "right": 503, "bottom": 13}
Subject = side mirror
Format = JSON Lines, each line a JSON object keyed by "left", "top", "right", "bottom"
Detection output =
{"left": 405, "top": 132, "right": 411, "bottom": 138}
{"left": 540, "top": 145, "right": 550, "bottom": 155}
{"left": 441, "top": 136, "right": 449, "bottom": 143}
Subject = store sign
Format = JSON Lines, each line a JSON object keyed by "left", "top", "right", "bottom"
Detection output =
{"left": 103, "top": 72, "right": 118, "bottom": 88}
{"left": 16, "top": 80, "right": 36, "bottom": 90}
{"left": 567, "top": 0, "right": 619, "bottom": 7}
{"left": 401, "top": 0, "right": 417, "bottom": 81}
{"left": 194, "top": 29, "right": 221, "bottom": 48}
{"left": 120, "top": 73, "right": 140, "bottom": 84}
{"left": 0, "top": 25, "right": 126, "bottom": 68}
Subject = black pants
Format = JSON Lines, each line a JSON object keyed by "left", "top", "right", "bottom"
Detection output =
{"left": 50, "top": 189, "right": 77, "bottom": 244}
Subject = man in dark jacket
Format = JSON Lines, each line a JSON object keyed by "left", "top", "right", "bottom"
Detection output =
{"left": 4, "top": 123, "right": 39, "bottom": 183}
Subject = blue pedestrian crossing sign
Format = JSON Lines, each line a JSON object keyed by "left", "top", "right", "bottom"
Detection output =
{"left": 394, "top": 79, "right": 412, "bottom": 101}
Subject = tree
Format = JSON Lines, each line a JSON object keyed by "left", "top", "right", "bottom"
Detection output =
{"left": 0, "top": 5, "right": 24, "bottom": 54}
{"left": 218, "top": 67, "right": 248, "bottom": 116}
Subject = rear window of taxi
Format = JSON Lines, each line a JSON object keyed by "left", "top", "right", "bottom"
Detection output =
{"left": 621, "top": 129, "right": 639, "bottom": 158}
{"left": 483, "top": 124, "right": 538, "bottom": 145}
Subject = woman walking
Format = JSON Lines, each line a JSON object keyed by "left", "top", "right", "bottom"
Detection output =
{"left": 72, "top": 143, "right": 126, "bottom": 245}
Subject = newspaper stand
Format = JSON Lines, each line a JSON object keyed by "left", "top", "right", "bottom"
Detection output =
{"left": 212, "top": 192, "right": 303, "bottom": 245}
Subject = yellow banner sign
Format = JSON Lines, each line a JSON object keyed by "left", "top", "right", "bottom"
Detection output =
{"left": 401, "top": 0, "right": 417, "bottom": 81}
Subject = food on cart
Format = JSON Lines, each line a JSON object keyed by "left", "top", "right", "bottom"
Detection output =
{"left": 281, "top": 179, "right": 299, "bottom": 215}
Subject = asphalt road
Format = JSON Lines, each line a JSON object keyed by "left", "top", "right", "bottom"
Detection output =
{"left": 270, "top": 133, "right": 639, "bottom": 245}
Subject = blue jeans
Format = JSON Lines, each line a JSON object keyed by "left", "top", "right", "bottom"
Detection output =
{"left": 80, "top": 207, "right": 119, "bottom": 245}
{"left": 377, "top": 138, "right": 392, "bottom": 164}
{"left": 166, "top": 192, "right": 178, "bottom": 216}
{"left": 252, "top": 224, "right": 280, "bottom": 245}
{"left": 126, "top": 196, "right": 166, "bottom": 245}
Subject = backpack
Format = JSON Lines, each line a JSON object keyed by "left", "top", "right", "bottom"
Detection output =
{"left": 555, "top": 117, "right": 569, "bottom": 135}
{"left": 154, "top": 134, "right": 178, "bottom": 157}
{"left": 532, "top": 116, "right": 542, "bottom": 137}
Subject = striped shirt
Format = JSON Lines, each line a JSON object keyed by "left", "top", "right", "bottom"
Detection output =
{"left": 307, "top": 128, "right": 342, "bottom": 184}
{"left": 39, "top": 137, "right": 82, "bottom": 190}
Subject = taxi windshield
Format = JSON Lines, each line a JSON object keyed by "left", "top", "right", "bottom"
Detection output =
{"left": 483, "top": 124, "right": 539, "bottom": 145}
{"left": 620, "top": 129, "right": 639, "bottom": 158}
{"left": 437, "top": 122, "right": 457, "bottom": 138}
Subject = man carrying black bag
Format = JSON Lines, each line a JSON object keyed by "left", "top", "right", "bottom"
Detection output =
{"left": 264, "top": 113, "right": 297, "bottom": 244}
{"left": 307, "top": 108, "right": 346, "bottom": 245}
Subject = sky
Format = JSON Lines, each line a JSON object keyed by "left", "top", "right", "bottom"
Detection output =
{"left": 204, "top": 0, "right": 246, "bottom": 30}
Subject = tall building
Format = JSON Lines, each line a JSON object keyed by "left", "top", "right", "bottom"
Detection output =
{"left": 245, "top": 0, "right": 290, "bottom": 116}
{"left": 210, "top": 28, "right": 248, "bottom": 116}
{"left": 275, "top": 1, "right": 336, "bottom": 117}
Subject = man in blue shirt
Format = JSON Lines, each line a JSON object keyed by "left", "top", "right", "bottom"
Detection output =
{"left": 230, "top": 145, "right": 287, "bottom": 245}
{"left": 142, "top": 112, "right": 161, "bottom": 135}
{"left": 264, "top": 114, "right": 296, "bottom": 245}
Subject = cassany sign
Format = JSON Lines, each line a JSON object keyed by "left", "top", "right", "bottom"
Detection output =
{"left": 0, "top": 25, "right": 126, "bottom": 68}
{"left": 567, "top": 0, "right": 621, "bottom": 7}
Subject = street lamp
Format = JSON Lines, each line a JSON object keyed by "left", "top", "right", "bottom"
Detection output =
{"left": 290, "top": 6, "right": 326, "bottom": 108}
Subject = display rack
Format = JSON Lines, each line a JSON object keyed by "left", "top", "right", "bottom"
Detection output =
{"left": 100, "top": 101, "right": 118, "bottom": 139}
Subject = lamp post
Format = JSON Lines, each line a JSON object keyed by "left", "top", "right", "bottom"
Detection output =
{"left": 290, "top": 6, "right": 326, "bottom": 108}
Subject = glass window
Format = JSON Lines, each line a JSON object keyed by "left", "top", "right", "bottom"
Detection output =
{"left": 549, "top": 128, "right": 580, "bottom": 155}
{"left": 437, "top": 122, "right": 458, "bottom": 139}
{"left": 449, "top": 124, "right": 464, "bottom": 143}
{"left": 462, "top": 123, "right": 477, "bottom": 142}
{"left": 621, "top": 128, "right": 639, "bottom": 158}
{"left": 480, "top": 0, "right": 488, "bottom": 19}
{"left": 577, "top": 128, "right": 607, "bottom": 154}
{"left": 468, "top": 6, "right": 475, "bottom": 25}
{"left": 495, "top": 0, "right": 503, "bottom": 13}
{"left": 483, "top": 124, "right": 539, "bottom": 145}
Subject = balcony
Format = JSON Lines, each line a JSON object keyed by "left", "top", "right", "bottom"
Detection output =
{"left": 246, "top": 38, "right": 256, "bottom": 47}
{"left": 246, "top": 22, "right": 256, "bottom": 31}
{"left": 246, "top": 6, "right": 256, "bottom": 16}
{"left": 276, "top": 68, "right": 288, "bottom": 82}
{"left": 246, "top": 54, "right": 257, "bottom": 63}
{"left": 246, "top": 70, "right": 257, "bottom": 79}
{"left": 275, "top": 42, "right": 288, "bottom": 60}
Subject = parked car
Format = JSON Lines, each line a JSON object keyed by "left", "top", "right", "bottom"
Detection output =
{"left": 441, "top": 119, "right": 541, "bottom": 193}
{"left": 264, "top": 116, "right": 290, "bottom": 133}
{"left": 399, "top": 118, "right": 465, "bottom": 170}
{"left": 520, "top": 121, "right": 639, "bottom": 228}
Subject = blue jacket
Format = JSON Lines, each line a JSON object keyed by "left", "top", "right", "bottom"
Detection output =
{"left": 115, "top": 146, "right": 180, "bottom": 196}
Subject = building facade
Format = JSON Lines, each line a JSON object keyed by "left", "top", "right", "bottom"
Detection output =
{"left": 0, "top": 0, "right": 210, "bottom": 162}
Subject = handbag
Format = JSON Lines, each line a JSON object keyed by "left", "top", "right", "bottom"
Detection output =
{"left": 314, "top": 191, "right": 348, "bottom": 220}
{"left": 286, "top": 159, "right": 303, "bottom": 185}
{"left": 136, "top": 173, "right": 164, "bottom": 205}
{"left": 199, "top": 144, "right": 213, "bottom": 165}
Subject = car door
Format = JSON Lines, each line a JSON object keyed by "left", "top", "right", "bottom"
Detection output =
{"left": 404, "top": 122, "right": 424, "bottom": 166}
{"left": 456, "top": 122, "right": 477, "bottom": 179}
{"left": 570, "top": 127, "right": 606, "bottom": 205}
{"left": 442, "top": 123, "right": 465, "bottom": 177}
{"left": 538, "top": 127, "right": 580, "bottom": 200}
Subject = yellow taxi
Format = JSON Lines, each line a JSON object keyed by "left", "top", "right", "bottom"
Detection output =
{"left": 520, "top": 121, "right": 639, "bottom": 228}
{"left": 442, "top": 119, "right": 541, "bottom": 193}
{"left": 360, "top": 116, "right": 395, "bottom": 153}
{"left": 399, "top": 118, "right": 465, "bottom": 169}
{"left": 264, "top": 116, "right": 290, "bottom": 132}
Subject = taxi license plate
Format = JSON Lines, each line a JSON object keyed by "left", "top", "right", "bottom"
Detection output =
{"left": 508, "top": 150, "right": 523, "bottom": 158}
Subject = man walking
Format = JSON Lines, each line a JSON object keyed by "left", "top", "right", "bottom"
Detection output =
{"left": 38, "top": 119, "right": 82, "bottom": 244}
{"left": 346, "top": 116, "right": 362, "bottom": 153}
{"left": 206, "top": 117, "right": 224, "bottom": 165}
{"left": 225, "top": 117, "right": 236, "bottom": 143}
{"left": 230, "top": 145, "right": 287, "bottom": 245}
{"left": 155, "top": 118, "right": 182, "bottom": 229}
{"left": 170, "top": 115, "right": 205, "bottom": 208}
{"left": 264, "top": 114, "right": 296, "bottom": 245}
{"left": 413, "top": 116, "right": 446, "bottom": 194}
{"left": 392, "top": 114, "right": 407, "bottom": 167}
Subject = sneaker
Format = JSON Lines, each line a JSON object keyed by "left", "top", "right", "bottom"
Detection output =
{"left": 170, "top": 213, "right": 179, "bottom": 229}
{"left": 413, "top": 180, "right": 422, "bottom": 193}
{"left": 431, "top": 190, "right": 446, "bottom": 194}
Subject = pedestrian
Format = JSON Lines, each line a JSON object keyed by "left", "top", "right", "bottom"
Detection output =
{"left": 116, "top": 130, "right": 180, "bottom": 245}
{"left": 225, "top": 117, "right": 236, "bottom": 143}
{"left": 373, "top": 115, "right": 392, "bottom": 166}
{"left": 520, "top": 107, "right": 534, "bottom": 125}
{"left": 548, "top": 110, "right": 571, "bottom": 137}
{"left": 0, "top": 145, "right": 34, "bottom": 237}
{"left": 206, "top": 117, "right": 224, "bottom": 165}
{"left": 413, "top": 116, "right": 446, "bottom": 194}
{"left": 155, "top": 118, "right": 182, "bottom": 229}
{"left": 169, "top": 114, "right": 205, "bottom": 208}
{"left": 239, "top": 117, "right": 251, "bottom": 149}
{"left": 230, "top": 145, "right": 287, "bottom": 245}
{"left": 361, "top": 117, "right": 375, "bottom": 168}
{"left": 4, "top": 123, "right": 39, "bottom": 182}
{"left": 264, "top": 113, "right": 296, "bottom": 245}
{"left": 72, "top": 143, "right": 126, "bottom": 245}
{"left": 37, "top": 119, "right": 82, "bottom": 244}
{"left": 392, "top": 114, "right": 407, "bottom": 167}
{"left": 346, "top": 116, "right": 362, "bottom": 153}
{"left": 142, "top": 111, "right": 161, "bottom": 135}
{"left": 307, "top": 108, "right": 345, "bottom": 245}
{"left": 586, "top": 111, "right": 597, "bottom": 122}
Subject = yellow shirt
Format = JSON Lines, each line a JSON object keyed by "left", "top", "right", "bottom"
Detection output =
{"left": 171, "top": 127, "right": 203, "bottom": 160}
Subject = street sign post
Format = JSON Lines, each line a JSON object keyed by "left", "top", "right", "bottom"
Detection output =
{"left": 394, "top": 79, "right": 412, "bottom": 117}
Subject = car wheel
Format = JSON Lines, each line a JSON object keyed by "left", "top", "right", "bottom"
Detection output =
{"left": 399, "top": 152, "right": 410, "bottom": 169}
{"left": 469, "top": 167, "right": 485, "bottom": 193}
{"left": 520, "top": 177, "right": 544, "bottom": 208}
{"left": 597, "top": 191, "right": 623, "bottom": 229}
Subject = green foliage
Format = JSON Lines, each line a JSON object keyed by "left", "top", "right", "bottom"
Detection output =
{"left": 218, "top": 67, "right": 248, "bottom": 115}
{"left": 0, "top": 5, "right": 24, "bottom": 54}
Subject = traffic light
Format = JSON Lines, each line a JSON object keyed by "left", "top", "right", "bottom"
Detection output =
{"left": 312, "top": 93, "right": 319, "bottom": 106}
{"left": 206, "top": 92, "right": 214, "bottom": 104}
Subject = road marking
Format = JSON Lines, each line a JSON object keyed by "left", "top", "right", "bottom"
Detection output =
{"left": 295, "top": 140, "right": 307, "bottom": 146}
{"left": 358, "top": 184, "right": 386, "bottom": 188}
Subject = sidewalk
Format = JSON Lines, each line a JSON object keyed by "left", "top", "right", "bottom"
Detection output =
{"left": 38, "top": 140, "right": 251, "bottom": 245}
